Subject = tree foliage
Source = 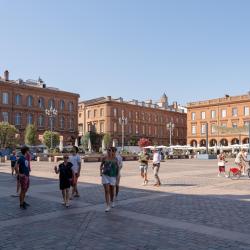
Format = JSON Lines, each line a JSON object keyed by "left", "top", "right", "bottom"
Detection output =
{"left": 138, "top": 138, "right": 151, "bottom": 148}
{"left": 0, "top": 122, "right": 18, "bottom": 149}
{"left": 129, "top": 136, "right": 138, "bottom": 146}
{"left": 24, "top": 124, "right": 37, "bottom": 145}
{"left": 43, "top": 131, "right": 60, "bottom": 149}
{"left": 81, "top": 132, "right": 90, "bottom": 150}
{"left": 103, "top": 133, "right": 111, "bottom": 148}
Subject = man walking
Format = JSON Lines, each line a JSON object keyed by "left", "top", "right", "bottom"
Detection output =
{"left": 152, "top": 149, "right": 161, "bottom": 186}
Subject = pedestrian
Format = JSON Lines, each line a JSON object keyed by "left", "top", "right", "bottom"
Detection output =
{"left": 54, "top": 155, "right": 73, "bottom": 207}
{"left": 69, "top": 146, "right": 81, "bottom": 199}
{"left": 114, "top": 148, "right": 123, "bottom": 200}
{"left": 139, "top": 148, "right": 150, "bottom": 185}
{"left": 100, "top": 147, "right": 119, "bottom": 212}
{"left": 217, "top": 151, "right": 228, "bottom": 177}
{"left": 235, "top": 148, "right": 248, "bottom": 175}
{"left": 15, "top": 146, "right": 30, "bottom": 209}
{"left": 10, "top": 150, "right": 17, "bottom": 176}
{"left": 152, "top": 148, "right": 161, "bottom": 186}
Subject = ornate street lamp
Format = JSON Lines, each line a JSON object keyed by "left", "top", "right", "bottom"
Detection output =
{"left": 45, "top": 107, "right": 58, "bottom": 150}
{"left": 166, "top": 122, "right": 175, "bottom": 146}
{"left": 118, "top": 111, "right": 128, "bottom": 151}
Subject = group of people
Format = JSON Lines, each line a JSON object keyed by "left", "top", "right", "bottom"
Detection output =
{"left": 138, "top": 148, "right": 162, "bottom": 186}
{"left": 217, "top": 148, "right": 249, "bottom": 177}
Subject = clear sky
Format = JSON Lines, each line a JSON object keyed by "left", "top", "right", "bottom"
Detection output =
{"left": 1, "top": 0, "right": 250, "bottom": 105}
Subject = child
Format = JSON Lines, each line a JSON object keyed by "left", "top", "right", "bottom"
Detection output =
{"left": 10, "top": 151, "right": 17, "bottom": 176}
{"left": 54, "top": 155, "right": 73, "bottom": 207}
{"left": 217, "top": 151, "right": 228, "bottom": 177}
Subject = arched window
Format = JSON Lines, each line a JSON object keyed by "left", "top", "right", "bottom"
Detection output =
{"left": 15, "top": 94, "right": 21, "bottom": 105}
{"left": 38, "top": 97, "right": 45, "bottom": 108}
{"left": 68, "top": 102, "right": 74, "bottom": 112}
{"left": 60, "top": 116, "right": 65, "bottom": 129}
{"left": 38, "top": 114, "right": 45, "bottom": 127}
{"left": 48, "top": 99, "right": 55, "bottom": 108}
{"left": 27, "top": 96, "right": 33, "bottom": 107}
{"left": 69, "top": 118, "right": 74, "bottom": 130}
{"left": 15, "top": 113, "right": 21, "bottom": 125}
{"left": 27, "top": 114, "right": 33, "bottom": 124}
{"left": 59, "top": 100, "right": 65, "bottom": 110}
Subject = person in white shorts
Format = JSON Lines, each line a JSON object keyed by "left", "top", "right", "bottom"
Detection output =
{"left": 69, "top": 146, "right": 81, "bottom": 199}
{"left": 100, "top": 147, "right": 119, "bottom": 212}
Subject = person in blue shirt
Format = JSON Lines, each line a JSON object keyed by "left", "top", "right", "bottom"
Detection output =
{"left": 15, "top": 146, "right": 30, "bottom": 209}
{"left": 10, "top": 151, "right": 17, "bottom": 176}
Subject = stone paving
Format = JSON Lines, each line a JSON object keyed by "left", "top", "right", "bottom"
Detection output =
{"left": 1, "top": 159, "right": 250, "bottom": 249}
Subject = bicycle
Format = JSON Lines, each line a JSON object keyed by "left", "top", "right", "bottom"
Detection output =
{"left": 229, "top": 161, "right": 250, "bottom": 180}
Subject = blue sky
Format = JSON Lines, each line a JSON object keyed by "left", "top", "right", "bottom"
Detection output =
{"left": 1, "top": 0, "right": 250, "bottom": 105}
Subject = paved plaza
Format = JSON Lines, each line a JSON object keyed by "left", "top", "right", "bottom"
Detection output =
{"left": 1, "top": 159, "right": 250, "bottom": 250}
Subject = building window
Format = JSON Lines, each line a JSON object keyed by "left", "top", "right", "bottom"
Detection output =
{"left": 27, "top": 96, "right": 33, "bottom": 107}
{"left": 15, "top": 94, "right": 21, "bottom": 105}
{"left": 232, "top": 108, "right": 237, "bottom": 117}
{"left": 2, "top": 112, "right": 8, "bottom": 122}
{"left": 129, "top": 111, "right": 132, "bottom": 119}
{"left": 142, "top": 112, "right": 145, "bottom": 121}
{"left": 2, "top": 92, "right": 9, "bottom": 104}
{"left": 201, "top": 124, "right": 206, "bottom": 134}
{"left": 48, "top": 99, "right": 55, "bottom": 108}
{"left": 129, "top": 124, "right": 132, "bottom": 133}
{"left": 136, "top": 124, "right": 139, "bottom": 134}
{"left": 27, "top": 114, "right": 33, "bottom": 124}
{"left": 221, "top": 109, "right": 227, "bottom": 118}
{"left": 191, "top": 125, "right": 196, "bottom": 135}
{"left": 136, "top": 112, "right": 139, "bottom": 120}
{"left": 69, "top": 118, "right": 74, "bottom": 130}
{"left": 60, "top": 116, "right": 65, "bottom": 129}
{"left": 232, "top": 122, "right": 238, "bottom": 128}
{"left": 244, "top": 121, "right": 249, "bottom": 127}
{"left": 221, "top": 123, "right": 227, "bottom": 128}
{"left": 38, "top": 115, "right": 45, "bottom": 127}
{"left": 201, "top": 111, "right": 206, "bottom": 120}
{"left": 15, "top": 113, "right": 21, "bottom": 125}
{"left": 87, "top": 110, "right": 91, "bottom": 118}
{"left": 113, "top": 108, "right": 117, "bottom": 117}
{"left": 114, "top": 122, "right": 117, "bottom": 132}
{"left": 59, "top": 100, "right": 65, "bottom": 110}
{"left": 68, "top": 102, "right": 74, "bottom": 112}
{"left": 142, "top": 125, "right": 145, "bottom": 134}
{"left": 100, "top": 108, "right": 104, "bottom": 116}
{"left": 148, "top": 126, "right": 151, "bottom": 135}
{"left": 244, "top": 107, "right": 249, "bottom": 116}
{"left": 94, "top": 109, "right": 97, "bottom": 118}
{"left": 38, "top": 97, "right": 45, "bottom": 108}
{"left": 154, "top": 126, "right": 157, "bottom": 136}
{"left": 191, "top": 112, "right": 196, "bottom": 121}
{"left": 100, "top": 122, "right": 104, "bottom": 133}
{"left": 211, "top": 110, "right": 216, "bottom": 119}
{"left": 211, "top": 124, "right": 216, "bottom": 134}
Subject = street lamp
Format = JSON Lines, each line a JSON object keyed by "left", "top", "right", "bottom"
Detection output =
{"left": 166, "top": 122, "right": 175, "bottom": 146}
{"left": 45, "top": 107, "right": 58, "bottom": 150}
{"left": 119, "top": 111, "right": 128, "bottom": 151}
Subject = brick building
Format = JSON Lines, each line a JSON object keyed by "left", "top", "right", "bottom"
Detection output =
{"left": 78, "top": 94, "right": 187, "bottom": 146}
{"left": 0, "top": 70, "right": 79, "bottom": 145}
{"left": 187, "top": 93, "right": 250, "bottom": 147}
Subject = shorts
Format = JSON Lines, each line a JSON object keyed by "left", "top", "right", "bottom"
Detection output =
{"left": 139, "top": 165, "right": 148, "bottom": 174}
{"left": 72, "top": 173, "right": 79, "bottom": 186}
{"left": 219, "top": 166, "right": 225, "bottom": 172}
{"left": 101, "top": 175, "right": 116, "bottom": 186}
{"left": 19, "top": 175, "right": 30, "bottom": 192}
{"left": 11, "top": 161, "right": 16, "bottom": 168}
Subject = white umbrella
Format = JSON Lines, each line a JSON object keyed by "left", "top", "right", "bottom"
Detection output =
{"left": 88, "top": 138, "right": 92, "bottom": 152}
{"left": 75, "top": 138, "right": 78, "bottom": 147}
{"left": 59, "top": 140, "right": 63, "bottom": 153}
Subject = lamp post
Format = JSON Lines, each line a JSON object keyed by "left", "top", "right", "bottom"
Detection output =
{"left": 45, "top": 107, "right": 58, "bottom": 150}
{"left": 119, "top": 111, "right": 128, "bottom": 151}
{"left": 166, "top": 122, "right": 175, "bottom": 146}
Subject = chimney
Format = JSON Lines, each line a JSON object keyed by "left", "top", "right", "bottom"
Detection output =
{"left": 173, "top": 101, "right": 178, "bottom": 110}
{"left": 106, "top": 96, "right": 111, "bottom": 101}
{"left": 4, "top": 70, "right": 9, "bottom": 81}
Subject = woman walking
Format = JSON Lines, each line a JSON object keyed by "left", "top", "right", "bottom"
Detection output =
{"left": 100, "top": 147, "right": 119, "bottom": 212}
{"left": 54, "top": 155, "right": 73, "bottom": 207}
{"left": 217, "top": 151, "right": 228, "bottom": 177}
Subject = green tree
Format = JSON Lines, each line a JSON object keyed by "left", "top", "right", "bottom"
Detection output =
{"left": 24, "top": 124, "right": 37, "bottom": 145}
{"left": 0, "top": 122, "right": 18, "bottom": 149}
{"left": 43, "top": 131, "right": 60, "bottom": 150}
{"left": 103, "top": 133, "right": 111, "bottom": 148}
{"left": 81, "top": 132, "right": 90, "bottom": 151}
{"left": 129, "top": 136, "right": 138, "bottom": 146}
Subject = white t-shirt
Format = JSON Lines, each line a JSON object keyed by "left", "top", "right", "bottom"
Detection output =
{"left": 153, "top": 152, "right": 161, "bottom": 164}
{"left": 69, "top": 154, "right": 81, "bottom": 173}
